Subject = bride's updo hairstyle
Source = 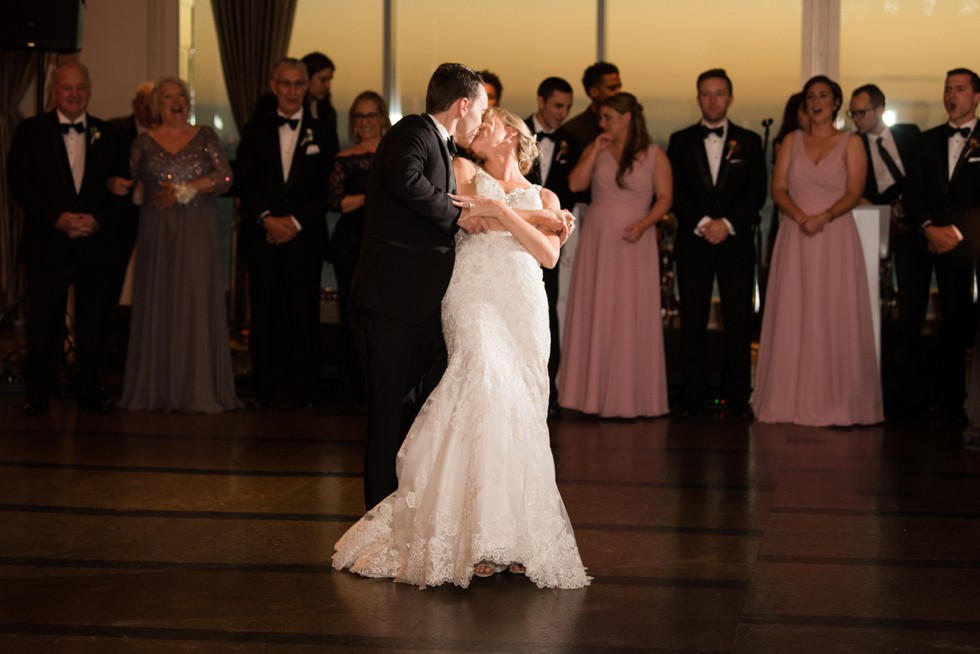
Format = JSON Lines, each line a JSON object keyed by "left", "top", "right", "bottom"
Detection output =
{"left": 482, "top": 107, "right": 539, "bottom": 175}
{"left": 601, "top": 92, "right": 652, "bottom": 189}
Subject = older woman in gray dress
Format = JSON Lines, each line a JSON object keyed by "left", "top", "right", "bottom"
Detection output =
{"left": 118, "top": 77, "right": 240, "bottom": 412}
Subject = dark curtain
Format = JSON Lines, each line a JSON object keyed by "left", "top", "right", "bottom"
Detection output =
{"left": 210, "top": 0, "right": 298, "bottom": 133}
{"left": 0, "top": 51, "right": 51, "bottom": 311}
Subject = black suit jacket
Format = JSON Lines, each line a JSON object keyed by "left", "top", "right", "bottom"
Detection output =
{"left": 859, "top": 123, "right": 921, "bottom": 212}
{"left": 107, "top": 113, "right": 142, "bottom": 264}
{"left": 7, "top": 111, "right": 125, "bottom": 266}
{"left": 524, "top": 117, "right": 579, "bottom": 209}
{"left": 908, "top": 122, "right": 980, "bottom": 240}
{"left": 666, "top": 122, "right": 767, "bottom": 253}
{"left": 351, "top": 114, "right": 460, "bottom": 324}
{"left": 251, "top": 93, "right": 340, "bottom": 164}
{"left": 236, "top": 110, "right": 331, "bottom": 261}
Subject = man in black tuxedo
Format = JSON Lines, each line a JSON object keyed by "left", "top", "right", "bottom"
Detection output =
{"left": 237, "top": 58, "right": 332, "bottom": 408}
{"left": 7, "top": 62, "right": 125, "bottom": 415}
{"left": 847, "top": 84, "right": 922, "bottom": 416}
{"left": 563, "top": 62, "right": 621, "bottom": 153}
{"left": 352, "top": 63, "right": 489, "bottom": 509}
{"left": 251, "top": 52, "right": 340, "bottom": 165}
{"left": 904, "top": 68, "right": 980, "bottom": 422}
{"left": 525, "top": 76, "right": 577, "bottom": 415}
{"left": 667, "top": 69, "right": 766, "bottom": 417}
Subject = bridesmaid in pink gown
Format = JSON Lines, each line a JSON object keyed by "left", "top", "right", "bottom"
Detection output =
{"left": 559, "top": 93, "right": 673, "bottom": 418}
{"left": 753, "top": 76, "right": 884, "bottom": 426}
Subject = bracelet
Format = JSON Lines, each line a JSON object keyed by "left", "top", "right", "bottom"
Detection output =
{"left": 173, "top": 182, "right": 198, "bottom": 205}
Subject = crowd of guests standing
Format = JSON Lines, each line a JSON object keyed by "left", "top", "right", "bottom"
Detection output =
{"left": 7, "top": 54, "right": 980, "bottom": 429}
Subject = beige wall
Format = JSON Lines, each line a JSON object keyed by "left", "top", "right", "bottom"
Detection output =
{"left": 19, "top": 0, "right": 178, "bottom": 121}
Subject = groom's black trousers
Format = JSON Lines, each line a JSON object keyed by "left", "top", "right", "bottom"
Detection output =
{"left": 352, "top": 307, "right": 448, "bottom": 510}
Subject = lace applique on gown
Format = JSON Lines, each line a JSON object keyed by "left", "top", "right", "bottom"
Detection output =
{"left": 333, "top": 168, "right": 590, "bottom": 589}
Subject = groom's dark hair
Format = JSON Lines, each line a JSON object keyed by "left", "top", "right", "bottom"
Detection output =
{"left": 426, "top": 63, "right": 484, "bottom": 114}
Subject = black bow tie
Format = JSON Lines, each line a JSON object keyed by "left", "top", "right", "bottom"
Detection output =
{"left": 60, "top": 122, "right": 85, "bottom": 134}
{"left": 276, "top": 115, "right": 299, "bottom": 130}
{"left": 947, "top": 125, "right": 971, "bottom": 139}
{"left": 446, "top": 136, "right": 457, "bottom": 156}
{"left": 536, "top": 131, "right": 559, "bottom": 142}
{"left": 701, "top": 125, "right": 724, "bottom": 139}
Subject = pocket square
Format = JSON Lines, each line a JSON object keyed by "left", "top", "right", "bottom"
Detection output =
{"left": 306, "top": 144, "right": 320, "bottom": 155}
{"left": 968, "top": 156, "right": 980, "bottom": 163}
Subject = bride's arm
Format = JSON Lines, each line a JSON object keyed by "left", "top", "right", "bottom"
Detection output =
{"left": 452, "top": 158, "right": 491, "bottom": 233}
{"left": 454, "top": 189, "right": 561, "bottom": 268}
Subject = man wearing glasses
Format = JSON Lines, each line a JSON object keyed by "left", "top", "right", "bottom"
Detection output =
{"left": 848, "top": 84, "right": 922, "bottom": 420}
{"left": 237, "top": 58, "right": 332, "bottom": 408}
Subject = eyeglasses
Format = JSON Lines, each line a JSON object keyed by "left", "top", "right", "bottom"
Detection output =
{"left": 352, "top": 112, "right": 382, "bottom": 120}
{"left": 846, "top": 106, "right": 879, "bottom": 119}
{"left": 274, "top": 79, "right": 308, "bottom": 90}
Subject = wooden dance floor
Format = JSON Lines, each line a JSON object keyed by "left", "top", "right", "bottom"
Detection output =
{"left": 1, "top": 395, "right": 979, "bottom": 652}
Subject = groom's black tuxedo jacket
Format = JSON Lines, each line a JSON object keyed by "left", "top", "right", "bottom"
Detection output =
{"left": 859, "top": 123, "right": 921, "bottom": 209}
{"left": 351, "top": 114, "right": 460, "bottom": 325}
{"left": 523, "top": 117, "right": 579, "bottom": 210}
{"left": 666, "top": 122, "right": 767, "bottom": 254}
{"left": 8, "top": 110, "right": 125, "bottom": 267}
{"left": 236, "top": 110, "right": 331, "bottom": 261}
{"left": 907, "top": 122, "right": 980, "bottom": 241}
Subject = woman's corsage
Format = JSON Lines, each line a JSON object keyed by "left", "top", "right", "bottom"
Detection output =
{"left": 173, "top": 182, "right": 198, "bottom": 205}
{"left": 724, "top": 139, "right": 740, "bottom": 162}
{"left": 89, "top": 125, "right": 101, "bottom": 146}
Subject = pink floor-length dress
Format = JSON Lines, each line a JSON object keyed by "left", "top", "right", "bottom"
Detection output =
{"left": 753, "top": 130, "right": 883, "bottom": 426}
{"left": 559, "top": 144, "right": 669, "bottom": 418}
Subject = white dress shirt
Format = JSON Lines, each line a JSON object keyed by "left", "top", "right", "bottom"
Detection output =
{"left": 58, "top": 111, "right": 86, "bottom": 193}
{"left": 532, "top": 115, "right": 556, "bottom": 185}
{"left": 277, "top": 107, "right": 304, "bottom": 231}
{"left": 868, "top": 125, "right": 905, "bottom": 192}
{"left": 696, "top": 119, "right": 735, "bottom": 238}
{"left": 948, "top": 118, "right": 977, "bottom": 181}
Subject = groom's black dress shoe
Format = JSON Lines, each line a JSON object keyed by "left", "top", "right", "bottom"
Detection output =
{"left": 78, "top": 396, "right": 113, "bottom": 413}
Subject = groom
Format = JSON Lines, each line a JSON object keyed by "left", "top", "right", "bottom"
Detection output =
{"left": 351, "top": 63, "right": 489, "bottom": 509}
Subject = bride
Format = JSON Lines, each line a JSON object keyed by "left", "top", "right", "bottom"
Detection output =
{"left": 332, "top": 107, "right": 590, "bottom": 589}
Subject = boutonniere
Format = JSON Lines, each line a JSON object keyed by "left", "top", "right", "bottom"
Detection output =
{"left": 89, "top": 125, "right": 101, "bottom": 146}
{"left": 556, "top": 140, "right": 569, "bottom": 163}
{"left": 963, "top": 137, "right": 980, "bottom": 159}
{"left": 299, "top": 127, "right": 315, "bottom": 148}
{"left": 724, "top": 139, "right": 740, "bottom": 161}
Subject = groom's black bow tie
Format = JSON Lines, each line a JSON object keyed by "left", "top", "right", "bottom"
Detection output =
{"left": 446, "top": 136, "right": 457, "bottom": 156}
{"left": 536, "top": 131, "right": 559, "bottom": 142}
{"left": 276, "top": 115, "right": 299, "bottom": 130}
{"left": 946, "top": 125, "right": 971, "bottom": 139}
{"left": 60, "top": 122, "right": 85, "bottom": 134}
{"left": 700, "top": 125, "right": 724, "bottom": 139}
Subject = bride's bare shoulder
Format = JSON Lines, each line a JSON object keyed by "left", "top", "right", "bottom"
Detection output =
{"left": 452, "top": 156, "right": 478, "bottom": 183}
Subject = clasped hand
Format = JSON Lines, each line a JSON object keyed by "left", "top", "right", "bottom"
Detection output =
{"left": 924, "top": 225, "right": 959, "bottom": 254}
{"left": 450, "top": 193, "right": 575, "bottom": 243}
{"left": 55, "top": 211, "right": 99, "bottom": 238}
{"left": 794, "top": 211, "right": 831, "bottom": 236}
{"left": 263, "top": 216, "right": 299, "bottom": 245}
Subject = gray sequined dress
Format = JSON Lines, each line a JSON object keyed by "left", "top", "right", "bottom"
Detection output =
{"left": 119, "top": 127, "right": 241, "bottom": 413}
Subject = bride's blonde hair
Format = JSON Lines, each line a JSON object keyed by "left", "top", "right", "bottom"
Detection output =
{"left": 481, "top": 107, "right": 539, "bottom": 175}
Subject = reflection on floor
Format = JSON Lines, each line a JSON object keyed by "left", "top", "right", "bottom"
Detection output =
{"left": 1, "top": 393, "right": 978, "bottom": 653}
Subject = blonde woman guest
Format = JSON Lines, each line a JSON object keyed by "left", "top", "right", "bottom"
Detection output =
{"left": 118, "top": 77, "right": 239, "bottom": 412}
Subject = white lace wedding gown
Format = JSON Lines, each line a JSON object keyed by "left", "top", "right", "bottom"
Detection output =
{"left": 333, "top": 168, "right": 590, "bottom": 589}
